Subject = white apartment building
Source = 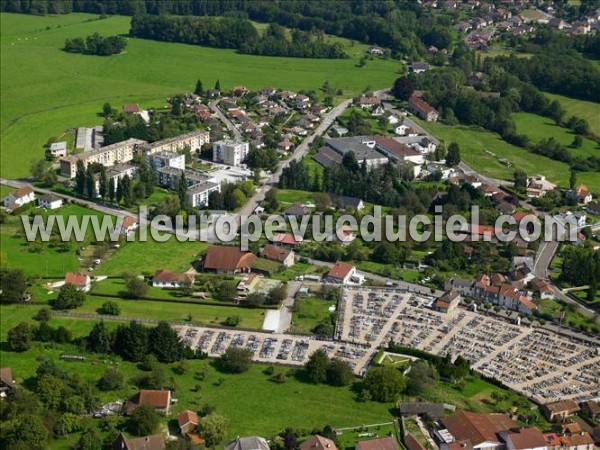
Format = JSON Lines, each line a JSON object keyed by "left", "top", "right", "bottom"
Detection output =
{"left": 212, "top": 140, "right": 250, "bottom": 167}
{"left": 145, "top": 130, "right": 210, "bottom": 155}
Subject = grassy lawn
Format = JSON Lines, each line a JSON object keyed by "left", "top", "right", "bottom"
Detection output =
{"left": 416, "top": 120, "right": 600, "bottom": 193}
{"left": 271, "top": 262, "right": 328, "bottom": 281}
{"left": 95, "top": 234, "right": 208, "bottom": 276}
{"left": 544, "top": 92, "right": 600, "bottom": 136}
{"left": 513, "top": 112, "right": 600, "bottom": 160}
{"left": 291, "top": 296, "right": 334, "bottom": 334}
{"left": 354, "top": 260, "right": 421, "bottom": 282}
{"left": 276, "top": 189, "right": 316, "bottom": 206}
{"left": 1, "top": 12, "right": 400, "bottom": 179}
{"left": 335, "top": 423, "right": 398, "bottom": 450}
{"left": 0, "top": 204, "right": 111, "bottom": 277}
{"left": 74, "top": 294, "right": 267, "bottom": 329}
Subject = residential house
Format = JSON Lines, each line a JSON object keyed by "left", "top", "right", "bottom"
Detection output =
{"left": 355, "top": 437, "right": 398, "bottom": 450}
{"left": 529, "top": 278, "right": 554, "bottom": 300}
{"left": 325, "top": 262, "right": 363, "bottom": 284}
{"left": 404, "top": 435, "right": 427, "bottom": 450}
{"left": 283, "top": 203, "right": 309, "bottom": 218}
{"left": 4, "top": 185, "right": 35, "bottom": 210}
{"left": 580, "top": 401, "right": 600, "bottom": 421}
{"left": 65, "top": 272, "right": 91, "bottom": 292}
{"left": 409, "top": 94, "right": 439, "bottom": 122}
{"left": 383, "top": 110, "right": 400, "bottom": 125}
{"left": 202, "top": 246, "right": 257, "bottom": 274}
{"left": 526, "top": 175, "right": 556, "bottom": 198}
{"left": 278, "top": 140, "right": 293, "bottom": 152}
{"left": 261, "top": 245, "right": 295, "bottom": 267}
{"left": 152, "top": 270, "right": 194, "bottom": 288}
{"left": 232, "top": 86, "right": 249, "bottom": 96}
{"left": 434, "top": 291, "right": 461, "bottom": 313}
{"left": 330, "top": 125, "right": 349, "bottom": 137}
{"left": 260, "top": 87, "right": 276, "bottom": 96}
{"left": 225, "top": 436, "right": 271, "bottom": 450}
{"left": 573, "top": 184, "right": 593, "bottom": 204}
{"left": 123, "top": 103, "right": 149, "bottom": 123}
{"left": 410, "top": 62, "right": 430, "bottom": 73}
{"left": 0, "top": 367, "right": 15, "bottom": 397}
{"left": 329, "top": 193, "right": 365, "bottom": 211}
{"left": 177, "top": 409, "right": 200, "bottom": 438}
{"left": 559, "top": 432, "right": 594, "bottom": 450}
{"left": 300, "top": 435, "right": 338, "bottom": 450}
{"left": 272, "top": 232, "right": 303, "bottom": 248}
{"left": 334, "top": 225, "right": 357, "bottom": 246}
{"left": 147, "top": 151, "right": 185, "bottom": 171}
{"left": 367, "top": 45, "right": 385, "bottom": 55}
{"left": 114, "top": 433, "right": 166, "bottom": 450}
{"left": 49, "top": 141, "right": 68, "bottom": 158}
{"left": 542, "top": 400, "right": 580, "bottom": 422}
{"left": 123, "top": 390, "right": 172, "bottom": 415}
{"left": 442, "top": 412, "right": 517, "bottom": 450}
{"left": 38, "top": 194, "right": 63, "bottom": 210}
{"left": 356, "top": 96, "right": 382, "bottom": 110}
{"left": 498, "top": 427, "right": 547, "bottom": 450}
{"left": 212, "top": 140, "right": 250, "bottom": 166}
{"left": 206, "top": 89, "right": 220, "bottom": 98}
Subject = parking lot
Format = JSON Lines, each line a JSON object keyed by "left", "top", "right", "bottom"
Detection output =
{"left": 176, "top": 285, "right": 599, "bottom": 403}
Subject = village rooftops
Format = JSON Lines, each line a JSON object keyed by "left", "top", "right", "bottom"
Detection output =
{"left": 9, "top": 185, "right": 34, "bottom": 200}
{"left": 123, "top": 103, "right": 142, "bottom": 113}
{"left": 374, "top": 136, "right": 421, "bottom": 159}
{"left": 124, "top": 390, "right": 171, "bottom": 415}
{"left": 261, "top": 245, "right": 292, "bottom": 263}
{"left": 442, "top": 412, "right": 516, "bottom": 447}
{"left": 203, "top": 246, "right": 257, "bottom": 272}
{"left": 65, "top": 272, "right": 89, "bottom": 287}
{"left": 355, "top": 436, "right": 398, "bottom": 450}
{"left": 499, "top": 427, "right": 547, "bottom": 450}
{"left": 327, "top": 262, "right": 355, "bottom": 280}
{"left": 152, "top": 270, "right": 194, "bottom": 284}
{"left": 177, "top": 409, "right": 199, "bottom": 429}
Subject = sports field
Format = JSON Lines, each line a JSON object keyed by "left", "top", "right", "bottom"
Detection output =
{"left": 0, "top": 12, "right": 400, "bottom": 179}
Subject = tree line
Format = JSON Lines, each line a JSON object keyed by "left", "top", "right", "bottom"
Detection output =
{"left": 130, "top": 15, "right": 347, "bottom": 59}
{"left": 64, "top": 32, "right": 127, "bottom": 56}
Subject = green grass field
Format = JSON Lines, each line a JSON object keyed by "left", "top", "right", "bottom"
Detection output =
{"left": 291, "top": 296, "right": 334, "bottom": 334}
{"left": 417, "top": 120, "right": 600, "bottom": 193}
{"left": 513, "top": 112, "right": 600, "bottom": 160}
{"left": 0, "top": 12, "right": 400, "bottom": 179}
{"left": 545, "top": 92, "right": 600, "bottom": 136}
{"left": 95, "top": 234, "right": 208, "bottom": 276}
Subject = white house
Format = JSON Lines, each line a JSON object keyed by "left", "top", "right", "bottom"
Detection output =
{"left": 38, "top": 194, "right": 63, "bottom": 210}
{"left": 325, "top": 262, "right": 364, "bottom": 285}
{"left": 4, "top": 185, "right": 35, "bottom": 210}
{"left": 49, "top": 141, "right": 68, "bottom": 158}
{"left": 152, "top": 270, "right": 194, "bottom": 288}
{"left": 395, "top": 124, "right": 410, "bottom": 135}
{"left": 64, "top": 272, "right": 91, "bottom": 292}
{"left": 120, "top": 216, "right": 139, "bottom": 235}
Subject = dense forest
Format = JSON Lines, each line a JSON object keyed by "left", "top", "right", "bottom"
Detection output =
{"left": 130, "top": 15, "right": 347, "bottom": 58}
{"left": 64, "top": 32, "right": 127, "bottom": 55}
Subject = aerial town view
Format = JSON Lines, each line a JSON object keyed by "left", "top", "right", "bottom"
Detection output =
{"left": 1, "top": 1, "right": 599, "bottom": 449}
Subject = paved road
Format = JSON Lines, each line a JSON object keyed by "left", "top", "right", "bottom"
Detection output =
{"left": 209, "top": 100, "right": 242, "bottom": 140}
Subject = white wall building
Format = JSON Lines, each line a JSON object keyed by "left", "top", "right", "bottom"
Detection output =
{"left": 212, "top": 140, "right": 250, "bottom": 167}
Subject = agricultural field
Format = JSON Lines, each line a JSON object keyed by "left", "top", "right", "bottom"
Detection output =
{"left": 513, "top": 112, "right": 600, "bottom": 160}
{"left": 545, "top": 92, "right": 600, "bottom": 136}
{"left": 416, "top": 119, "right": 600, "bottom": 193}
{"left": 0, "top": 12, "right": 400, "bottom": 179}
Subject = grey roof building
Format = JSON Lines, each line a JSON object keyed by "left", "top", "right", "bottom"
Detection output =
{"left": 224, "top": 436, "right": 270, "bottom": 450}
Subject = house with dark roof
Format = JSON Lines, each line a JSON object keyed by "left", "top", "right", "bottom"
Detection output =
{"left": 225, "top": 436, "right": 271, "bottom": 450}
{"left": 282, "top": 203, "right": 309, "bottom": 218}
{"left": 329, "top": 193, "right": 365, "bottom": 211}
{"left": 314, "top": 136, "right": 389, "bottom": 169}
{"left": 114, "top": 432, "right": 166, "bottom": 450}
{"left": 300, "top": 435, "right": 338, "bottom": 450}
{"left": 261, "top": 245, "right": 295, "bottom": 267}
{"left": 152, "top": 270, "right": 194, "bottom": 288}
{"left": 38, "top": 193, "right": 63, "bottom": 210}
{"left": 410, "top": 62, "right": 430, "bottom": 73}
{"left": 542, "top": 400, "right": 580, "bottom": 422}
{"left": 64, "top": 272, "right": 91, "bottom": 292}
{"left": 433, "top": 291, "right": 461, "bottom": 313}
{"left": 123, "top": 390, "right": 171, "bottom": 416}
{"left": 581, "top": 400, "right": 600, "bottom": 421}
{"left": 202, "top": 246, "right": 257, "bottom": 274}
{"left": 0, "top": 367, "right": 15, "bottom": 396}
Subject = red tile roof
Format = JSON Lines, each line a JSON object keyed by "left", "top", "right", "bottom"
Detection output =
{"left": 442, "top": 412, "right": 516, "bottom": 447}
{"left": 262, "top": 245, "right": 292, "bottom": 263}
{"left": 123, "top": 103, "right": 141, "bottom": 113}
{"left": 65, "top": 272, "right": 89, "bottom": 287}
{"left": 124, "top": 390, "right": 170, "bottom": 415}
{"left": 273, "top": 233, "right": 303, "bottom": 246}
{"left": 153, "top": 270, "right": 194, "bottom": 284}
{"left": 374, "top": 136, "right": 420, "bottom": 158}
{"left": 0, "top": 367, "right": 15, "bottom": 389}
{"left": 203, "top": 246, "right": 257, "bottom": 271}
{"left": 177, "top": 409, "right": 198, "bottom": 428}
{"left": 299, "top": 435, "right": 339, "bottom": 450}
{"left": 502, "top": 428, "right": 547, "bottom": 449}
{"left": 409, "top": 94, "right": 436, "bottom": 114}
{"left": 355, "top": 436, "right": 398, "bottom": 450}
{"left": 328, "top": 262, "right": 354, "bottom": 280}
